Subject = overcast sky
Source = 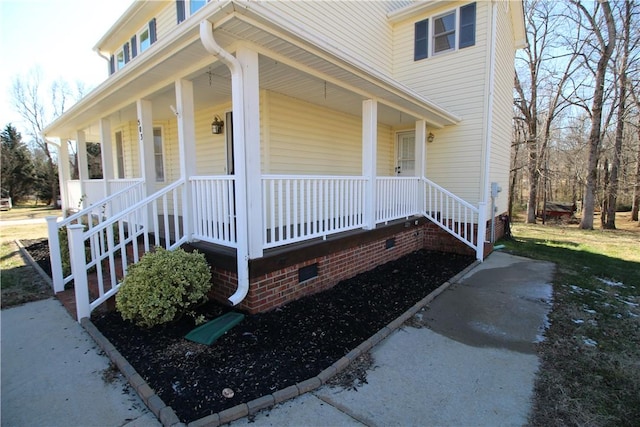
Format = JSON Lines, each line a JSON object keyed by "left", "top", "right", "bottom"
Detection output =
{"left": 0, "top": 0, "right": 132, "bottom": 138}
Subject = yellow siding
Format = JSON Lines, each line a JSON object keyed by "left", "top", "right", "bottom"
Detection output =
{"left": 392, "top": 1, "right": 491, "bottom": 203}
{"left": 113, "top": 123, "right": 140, "bottom": 178}
{"left": 194, "top": 104, "right": 229, "bottom": 175}
{"left": 265, "top": 91, "right": 393, "bottom": 176}
{"left": 261, "top": 2, "right": 395, "bottom": 75}
{"left": 490, "top": 3, "right": 518, "bottom": 214}
{"left": 155, "top": 1, "right": 176, "bottom": 41}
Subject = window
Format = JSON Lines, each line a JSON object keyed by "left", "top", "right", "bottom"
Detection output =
{"left": 153, "top": 127, "right": 165, "bottom": 182}
{"left": 115, "top": 49, "right": 125, "bottom": 70}
{"left": 433, "top": 11, "right": 456, "bottom": 54}
{"left": 413, "top": 2, "right": 476, "bottom": 61}
{"left": 190, "top": 0, "right": 206, "bottom": 15}
{"left": 177, "top": 0, "right": 209, "bottom": 23}
{"left": 139, "top": 28, "right": 150, "bottom": 53}
{"left": 115, "top": 131, "right": 125, "bottom": 179}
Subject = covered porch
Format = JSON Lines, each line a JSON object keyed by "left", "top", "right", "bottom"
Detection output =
{"left": 44, "top": 13, "right": 487, "bottom": 321}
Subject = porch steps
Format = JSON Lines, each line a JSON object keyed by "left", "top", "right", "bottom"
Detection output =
{"left": 185, "top": 312, "right": 245, "bottom": 345}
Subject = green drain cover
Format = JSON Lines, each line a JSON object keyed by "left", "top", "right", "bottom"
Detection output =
{"left": 185, "top": 312, "right": 245, "bottom": 345}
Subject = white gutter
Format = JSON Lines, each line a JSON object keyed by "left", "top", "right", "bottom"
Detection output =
{"left": 199, "top": 20, "right": 250, "bottom": 306}
{"left": 482, "top": 1, "right": 499, "bottom": 244}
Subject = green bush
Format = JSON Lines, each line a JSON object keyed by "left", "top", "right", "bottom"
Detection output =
{"left": 115, "top": 248, "right": 212, "bottom": 328}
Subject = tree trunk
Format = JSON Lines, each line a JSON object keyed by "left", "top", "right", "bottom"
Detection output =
{"left": 601, "top": 158, "right": 609, "bottom": 228}
{"left": 604, "top": 0, "right": 631, "bottom": 229}
{"left": 578, "top": 0, "right": 616, "bottom": 230}
{"left": 632, "top": 127, "right": 640, "bottom": 222}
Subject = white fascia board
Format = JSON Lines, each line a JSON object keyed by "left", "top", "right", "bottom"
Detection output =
{"left": 387, "top": 0, "right": 456, "bottom": 24}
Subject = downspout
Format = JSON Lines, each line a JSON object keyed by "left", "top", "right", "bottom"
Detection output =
{"left": 200, "top": 20, "right": 250, "bottom": 306}
{"left": 481, "top": 1, "right": 499, "bottom": 249}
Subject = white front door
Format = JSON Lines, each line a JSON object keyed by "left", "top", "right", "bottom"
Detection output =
{"left": 396, "top": 131, "right": 415, "bottom": 176}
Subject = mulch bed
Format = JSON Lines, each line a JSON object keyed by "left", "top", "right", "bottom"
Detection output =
{"left": 23, "top": 239, "right": 473, "bottom": 423}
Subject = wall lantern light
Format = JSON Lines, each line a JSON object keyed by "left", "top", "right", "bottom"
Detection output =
{"left": 427, "top": 132, "right": 435, "bottom": 143}
{"left": 211, "top": 115, "right": 224, "bottom": 134}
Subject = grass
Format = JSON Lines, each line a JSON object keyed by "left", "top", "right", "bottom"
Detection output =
{"left": 499, "top": 212, "right": 640, "bottom": 426}
{"left": 0, "top": 207, "right": 55, "bottom": 308}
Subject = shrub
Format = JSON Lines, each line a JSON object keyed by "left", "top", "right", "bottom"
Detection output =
{"left": 116, "top": 248, "right": 212, "bottom": 328}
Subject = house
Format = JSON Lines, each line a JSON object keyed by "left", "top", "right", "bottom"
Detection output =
{"left": 43, "top": 0, "right": 526, "bottom": 321}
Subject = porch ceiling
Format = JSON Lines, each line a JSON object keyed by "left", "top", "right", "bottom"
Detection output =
{"left": 45, "top": 5, "right": 459, "bottom": 140}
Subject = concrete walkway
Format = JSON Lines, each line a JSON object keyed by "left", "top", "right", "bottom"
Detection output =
{"left": 1, "top": 298, "right": 160, "bottom": 427}
{"left": 229, "top": 251, "right": 554, "bottom": 426}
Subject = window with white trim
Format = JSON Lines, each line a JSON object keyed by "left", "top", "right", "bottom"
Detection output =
{"left": 115, "top": 49, "right": 125, "bottom": 70}
{"left": 153, "top": 127, "right": 165, "bottom": 182}
{"left": 177, "top": 0, "right": 210, "bottom": 23}
{"left": 413, "top": 2, "right": 476, "bottom": 61}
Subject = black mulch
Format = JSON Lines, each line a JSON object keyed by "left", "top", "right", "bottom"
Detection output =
{"left": 23, "top": 239, "right": 473, "bottom": 424}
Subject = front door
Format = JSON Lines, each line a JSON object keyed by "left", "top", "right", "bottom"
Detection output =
{"left": 396, "top": 131, "right": 415, "bottom": 176}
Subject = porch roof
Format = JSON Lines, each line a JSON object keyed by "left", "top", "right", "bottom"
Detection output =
{"left": 44, "top": 0, "right": 461, "bottom": 140}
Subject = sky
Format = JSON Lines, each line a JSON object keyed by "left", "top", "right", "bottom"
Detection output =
{"left": 0, "top": 0, "right": 133, "bottom": 138}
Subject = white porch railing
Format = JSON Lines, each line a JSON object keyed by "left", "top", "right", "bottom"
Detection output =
{"left": 376, "top": 177, "right": 421, "bottom": 224}
{"left": 52, "top": 174, "right": 487, "bottom": 321}
{"left": 422, "top": 177, "right": 486, "bottom": 259}
{"left": 47, "top": 180, "right": 146, "bottom": 293}
{"left": 190, "top": 176, "right": 237, "bottom": 247}
{"left": 64, "top": 179, "right": 188, "bottom": 320}
{"left": 262, "top": 175, "right": 367, "bottom": 248}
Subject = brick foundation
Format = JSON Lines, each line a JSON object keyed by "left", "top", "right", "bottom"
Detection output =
{"left": 207, "top": 219, "right": 486, "bottom": 314}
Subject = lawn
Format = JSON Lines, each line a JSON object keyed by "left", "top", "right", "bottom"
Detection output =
{"left": 0, "top": 204, "right": 60, "bottom": 307}
{"left": 500, "top": 212, "right": 640, "bottom": 426}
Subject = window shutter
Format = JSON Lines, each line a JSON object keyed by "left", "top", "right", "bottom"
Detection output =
{"left": 131, "top": 35, "right": 137, "bottom": 58}
{"left": 176, "top": 0, "right": 186, "bottom": 23}
{"left": 123, "top": 42, "right": 130, "bottom": 63}
{"left": 459, "top": 2, "right": 476, "bottom": 48}
{"left": 149, "top": 18, "right": 157, "bottom": 43}
{"left": 109, "top": 55, "right": 115, "bottom": 75}
{"left": 414, "top": 19, "right": 429, "bottom": 60}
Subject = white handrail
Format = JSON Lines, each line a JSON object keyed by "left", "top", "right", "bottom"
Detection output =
{"left": 66, "top": 179, "right": 188, "bottom": 321}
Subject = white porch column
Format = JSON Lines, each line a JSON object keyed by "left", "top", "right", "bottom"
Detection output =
{"left": 362, "top": 99, "right": 378, "bottom": 230}
{"left": 76, "top": 131, "right": 89, "bottom": 209}
{"left": 236, "top": 46, "right": 263, "bottom": 259}
{"left": 99, "top": 118, "right": 114, "bottom": 197}
{"left": 175, "top": 78, "right": 197, "bottom": 240}
{"left": 136, "top": 99, "right": 155, "bottom": 196}
{"left": 57, "top": 140, "right": 71, "bottom": 211}
{"left": 415, "top": 120, "right": 426, "bottom": 213}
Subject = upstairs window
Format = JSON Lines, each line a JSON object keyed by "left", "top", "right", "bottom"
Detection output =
{"left": 177, "top": 0, "right": 209, "bottom": 23}
{"left": 116, "top": 49, "right": 125, "bottom": 70}
{"left": 413, "top": 2, "right": 476, "bottom": 61}
{"left": 433, "top": 11, "right": 456, "bottom": 54}
{"left": 108, "top": 18, "right": 156, "bottom": 75}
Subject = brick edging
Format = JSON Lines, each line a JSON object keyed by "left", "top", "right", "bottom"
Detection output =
{"left": 83, "top": 259, "right": 482, "bottom": 427}
{"left": 81, "top": 318, "right": 185, "bottom": 427}
{"left": 15, "top": 238, "right": 54, "bottom": 288}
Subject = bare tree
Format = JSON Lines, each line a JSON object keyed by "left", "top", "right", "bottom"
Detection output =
{"left": 570, "top": 0, "right": 617, "bottom": 229}
{"left": 11, "top": 68, "right": 81, "bottom": 206}
{"left": 604, "top": 1, "right": 637, "bottom": 229}
{"left": 515, "top": 0, "right": 584, "bottom": 223}
{"left": 630, "top": 85, "right": 640, "bottom": 222}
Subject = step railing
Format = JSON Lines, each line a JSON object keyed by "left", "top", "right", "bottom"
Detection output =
{"left": 47, "top": 180, "right": 145, "bottom": 292}
{"left": 62, "top": 179, "right": 188, "bottom": 321}
{"left": 422, "top": 177, "right": 486, "bottom": 259}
